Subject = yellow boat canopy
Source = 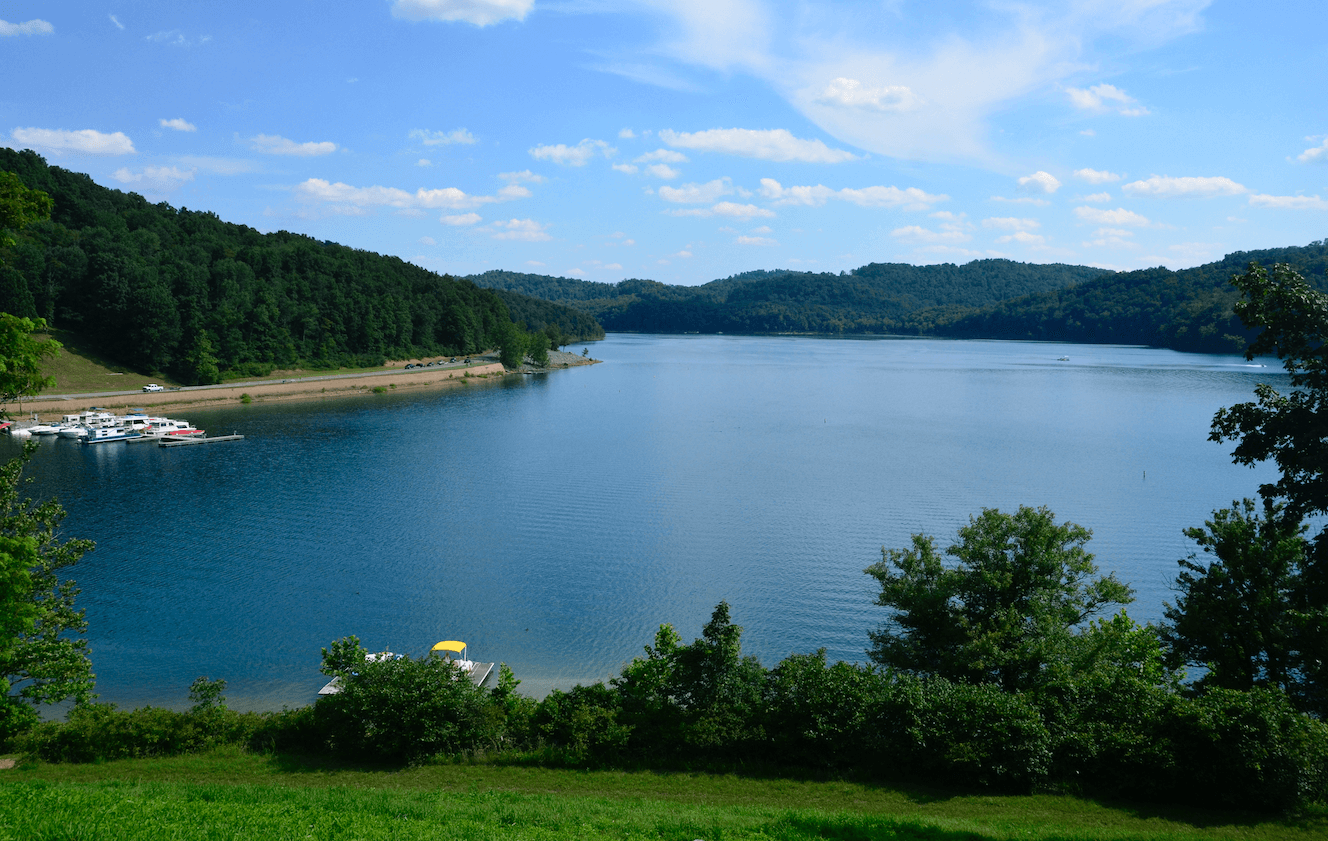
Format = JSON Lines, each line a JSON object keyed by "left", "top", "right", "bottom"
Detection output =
{"left": 431, "top": 641, "right": 467, "bottom": 655}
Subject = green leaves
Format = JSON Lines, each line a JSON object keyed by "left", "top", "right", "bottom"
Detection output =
{"left": 867, "top": 506, "right": 1133, "bottom": 692}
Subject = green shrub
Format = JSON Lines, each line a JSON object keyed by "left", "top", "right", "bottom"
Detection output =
{"left": 532, "top": 683, "right": 629, "bottom": 765}
{"left": 13, "top": 700, "right": 274, "bottom": 763}
{"left": 762, "top": 650, "right": 885, "bottom": 768}
{"left": 871, "top": 676, "right": 1052, "bottom": 792}
{"left": 312, "top": 654, "right": 500, "bottom": 763}
{"left": 1163, "top": 687, "right": 1328, "bottom": 812}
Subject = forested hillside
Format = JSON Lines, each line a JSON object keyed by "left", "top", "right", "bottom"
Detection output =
{"left": 914, "top": 243, "right": 1328, "bottom": 354}
{"left": 471, "top": 261, "right": 1109, "bottom": 334}
{"left": 473, "top": 243, "right": 1328, "bottom": 354}
{"left": 0, "top": 150, "right": 601, "bottom": 384}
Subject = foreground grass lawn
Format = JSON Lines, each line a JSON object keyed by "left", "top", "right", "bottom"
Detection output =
{"left": 2, "top": 751, "right": 1325, "bottom": 840}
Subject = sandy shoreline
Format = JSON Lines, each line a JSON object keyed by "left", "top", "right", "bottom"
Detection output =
{"left": 15, "top": 352, "right": 598, "bottom": 417}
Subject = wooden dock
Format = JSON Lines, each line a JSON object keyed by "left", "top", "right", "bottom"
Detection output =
{"left": 160, "top": 434, "right": 244, "bottom": 447}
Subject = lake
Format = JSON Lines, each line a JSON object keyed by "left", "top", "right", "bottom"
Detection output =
{"left": 9, "top": 334, "right": 1285, "bottom": 709}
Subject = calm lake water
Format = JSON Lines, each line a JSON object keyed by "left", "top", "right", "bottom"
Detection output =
{"left": 11, "top": 334, "right": 1286, "bottom": 710}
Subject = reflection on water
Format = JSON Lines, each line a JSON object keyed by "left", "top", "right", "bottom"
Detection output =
{"left": 11, "top": 335, "right": 1284, "bottom": 709}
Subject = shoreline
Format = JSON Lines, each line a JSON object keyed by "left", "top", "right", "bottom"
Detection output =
{"left": 13, "top": 351, "right": 598, "bottom": 417}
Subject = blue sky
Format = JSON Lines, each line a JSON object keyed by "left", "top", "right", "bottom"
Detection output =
{"left": 3, "top": 1, "right": 1325, "bottom": 284}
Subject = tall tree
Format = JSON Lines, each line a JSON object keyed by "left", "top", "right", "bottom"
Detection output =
{"left": 1206, "top": 262, "right": 1328, "bottom": 715}
{"left": 1211, "top": 263, "right": 1328, "bottom": 522}
{"left": 0, "top": 444, "right": 96, "bottom": 740}
{"left": 866, "top": 505, "right": 1133, "bottom": 692}
{"left": 1162, "top": 500, "right": 1308, "bottom": 695}
{"left": 0, "top": 314, "right": 60, "bottom": 414}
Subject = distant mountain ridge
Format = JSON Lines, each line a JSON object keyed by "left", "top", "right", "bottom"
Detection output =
{"left": 470, "top": 260, "right": 1110, "bottom": 336}
{"left": 471, "top": 243, "right": 1328, "bottom": 354}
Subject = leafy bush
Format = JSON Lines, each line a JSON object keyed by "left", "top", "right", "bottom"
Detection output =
{"left": 872, "top": 675, "right": 1053, "bottom": 792}
{"left": 312, "top": 654, "right": 500, "bottom": 763}
{"left": 1162, "top": 687, "right": 1328, "bottom": 812}
{"left": 13, "top": 700, "right": 274, "bottom": 763}
{"left": 531, "top": 682, "right": 629, "bottom": 765}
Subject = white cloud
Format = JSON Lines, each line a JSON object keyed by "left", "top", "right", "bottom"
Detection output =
{"left": 441, "top": 213, "right": 482, "bottom": 225}
{"left": 529, "top": 138, "right": 614, "bottom": 166}
{"left": 749, "top": 225, "right": 773, "bottom": 234}
{"left": 1122, "top": 175, "right": 1247, "bottom": 198}
{"left": 1074, "top": 206, "right": 1151, "bottom": 226}
{"left": 667, "top": 202, "right": 774, "bottom": 220}
{"left": 758, "top": 178, "right": 945, "bottom": 210}
{"left": 659, "top": 128, "right": 857, "bottom": 163}
{"left": 737, "top": 235, "right": 778, "bottom": 246}
{"left": 635, "top": 149, "right": 688, "bottom": 164}
{"left": 629, "top": 2, "right": 1205, "bottom": 169}
{"left": 1074, "top": 168, "right": 1120, "bottom": 184}
{"left": 417, "top": 158, "right": 432, "bottom": 167}
{"left": 890, "top": 225, "right": 971, "bottom": 244}
{"left": 1065, "top": 83, "right": 1148, "bottom": 116}
{"left": 109, "top": 15, "right": 124, "bottom": 30}
{"left": 618, "top": 128, "right": 637, "bottom": 139}
{"left": 9, "top": 127, "right": 135, "bottom": 155}
{"left": 249, "top": 134, "right": 337, "bottom": 156}
{"left": 712, "top": 202, "right": 773, "bottom": 218}
{"left": 1248, "top": 194, "right": 1328, "bottom": 210}
{"left": 995, "top": 230, "right": 1046, "bottom": 245}
{"left": 295, "top": 176, "right": 528, "bottom": 213}
{"left": 612, "top": 163, "right": 639, "bottom": 175}
{"left": 1298, "top": 138, "right": 1328, "bottom": 164}
{"left": 526, "top": 260, "right": 545, "bottom": 267}
{"left": 659, "top": 178, "right": 733, "bottom": 204}
{"left": 991, "top": 196, "right": 1050, "bottom": 206}
{"left": 1080, "top": 192, "right": 1111, "bottom": 203}
{"left": 645, "top": 164, "right": 680, "bottom": 179}
{"left": 160, "top": 118, "right": 197, "bottom": 132}
{"left": 488, "top": 218, "right": 551, "bottom": 241}
{"left": 409, "top": 128, "right": 477, "bottom": 146}
{"left": 390, "top": 0, "right": 533, "bottom": 26}
{"left": 816, "top": 77, "right": 922, "bottom": 112}
{"left": 111, "top": 166, "right": 195, "bottom": 193}
{"left": 419, "top": 236, "right": 437, "bottom": 245}
{"left": 981, "top": 217, "right": 1040, "bottom": 231}
{"left": 0, "top": 18, "right": 53, "bottom": 36}
{"left": 500, "top": 170, "right": 544, "bottom": 184}
{"left": 1017, "top": 171, "right": 1061, "bottom": 194}
{"left": 604, "top": 262, "right": 623, "bottom": 270}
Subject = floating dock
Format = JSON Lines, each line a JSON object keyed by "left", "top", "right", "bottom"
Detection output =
{"left": 160, "top": 434, "right": 244, "bottom": 447}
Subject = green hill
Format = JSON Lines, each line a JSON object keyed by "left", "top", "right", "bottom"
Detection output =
{"left": 914, "top": 243, "right": 1328, "bottom": 354}
{"left": 0, "top": 150, "right": 601, "bottom": 384}
{"left": 472, "top": 243, "right": 1328, "bottom": 354}
{"left": 471, "top": 261, "right": 1110, "bottom": 335}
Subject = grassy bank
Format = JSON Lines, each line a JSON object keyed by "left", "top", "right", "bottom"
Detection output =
{"left": 3, "top": 750, "right": 1325, "bottom": 840}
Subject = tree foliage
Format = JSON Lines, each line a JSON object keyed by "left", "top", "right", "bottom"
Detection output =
{"left": 1162, "top": 500, "right": 1311, "bottom": 698}
{"left": 1211, "top": 263, "right": 1328, "bottom": 522}
{"left": 0, "top": 314, "right": 60, "bottom": 410}
{"left": 0, "top": 171, "right": 52, "bottom": 249}
{"left": 0, "top": 443, "right": 96, "bottom": 740}
{"left": 866, "top": 506, "right": 1133, "bottom": 692}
